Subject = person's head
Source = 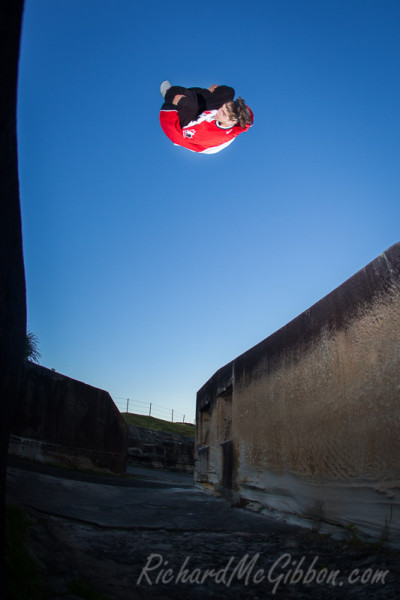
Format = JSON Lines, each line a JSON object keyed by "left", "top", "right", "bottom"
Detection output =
{"left": 215, "top": 97, "right": 252, "bottom": 128}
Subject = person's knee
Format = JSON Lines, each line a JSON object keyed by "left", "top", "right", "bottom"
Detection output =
{"left": 165, "top": 85, "right": 187, "bottom": 104}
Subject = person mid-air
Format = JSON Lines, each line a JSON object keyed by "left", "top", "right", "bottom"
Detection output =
{"left": 159, "top": 81, "right": 253, "bottom": 154}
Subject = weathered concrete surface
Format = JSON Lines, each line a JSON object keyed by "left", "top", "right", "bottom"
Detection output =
{"left": 196, "top": 243, "right": 400, "bottom": 543}
{"left": 6, "top": 458, "right": 400, "bottom": 599}
{"left": 128, "top": 424, "right": 194, "bottom": 472}
{"left": 10, "top": 363, "right": 128, "bottom": 473}
{"left": 0, "top": 1, "right": 26, "bottom": 596}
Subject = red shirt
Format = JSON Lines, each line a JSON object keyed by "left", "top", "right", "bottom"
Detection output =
{"left": 160, "top": 108, "right": 253, "bottom": 154}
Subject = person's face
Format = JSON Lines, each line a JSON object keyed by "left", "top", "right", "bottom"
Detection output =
{"left": 215, "top": 103, "right": 238, "bottom": 127}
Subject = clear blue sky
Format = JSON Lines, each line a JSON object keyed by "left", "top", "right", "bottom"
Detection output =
{"left": 17, "top": 0, "right": 400, "bottom": 423}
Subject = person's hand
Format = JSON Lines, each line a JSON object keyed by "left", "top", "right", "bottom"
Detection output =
{"left": 208, "top": 84, "right": 219, "bottom": 92}
{"left": 172, "top": 94, "right": 185, "bottom": 105}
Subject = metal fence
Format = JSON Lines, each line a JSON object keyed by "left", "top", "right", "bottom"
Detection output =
{"left": 112, "top": 396, "right": 193, "bottom": 424}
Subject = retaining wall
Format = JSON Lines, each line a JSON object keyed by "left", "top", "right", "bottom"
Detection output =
{"left": 196, "top": 243, "right": 400, "bottom": 543}
{"left": 127, "top": 424, "right": 194, "bottom": 472}
{"left": 10, "top": 363, "right": 128, "bottom": 473}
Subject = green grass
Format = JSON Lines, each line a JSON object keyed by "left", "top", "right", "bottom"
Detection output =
{"left": 5, "top": 505, "right": 47, "bottom": 600}
{"left": 121, "top": 412, "right": 195, "bottom": 438}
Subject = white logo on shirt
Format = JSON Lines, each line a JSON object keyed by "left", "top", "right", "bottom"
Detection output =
{"left": 183, "top": 128, "right": 196, "bottom": 139}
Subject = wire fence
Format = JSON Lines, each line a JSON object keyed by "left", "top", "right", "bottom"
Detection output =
{"left": 112, "top": 396, "right": 194, "bottom": 424}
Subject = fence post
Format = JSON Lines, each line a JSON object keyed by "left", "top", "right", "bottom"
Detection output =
{"left": 183, "top": 414, "right": 185, "bottom": 423}
{"left": 149, "top": 403, "right": 152, "bottom": 416}
{"left": 171, "top": 409, "right": 174, "bottom": 423}
{"left": 126, "top": 398, "right": 129, "bottom": 413}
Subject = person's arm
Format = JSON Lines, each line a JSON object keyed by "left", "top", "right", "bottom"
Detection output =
{"left": 175, "top": 91, "right": 201, "bottom": 127}
{"left": 172, "top": 94, "right": 185, "bottom": 105}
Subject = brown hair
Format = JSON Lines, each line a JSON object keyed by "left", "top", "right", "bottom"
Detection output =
{"left": 225, "top": 97, "right": 252, "bottom": 128}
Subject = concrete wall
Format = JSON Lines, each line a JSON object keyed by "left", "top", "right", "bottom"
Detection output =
{"left": 0, "top": 1, "right": 26, "bottom": 595}
{"left": 128, "top": 424, "right": 194, "bottom": 472}
{"left": 10, "top": 363, "right": 128, "bottom": 473}
{"left": 196, "top": 243, "right": 400, "bottom": 543}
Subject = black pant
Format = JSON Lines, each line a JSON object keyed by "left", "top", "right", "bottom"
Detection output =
{"left": 162, "top": 86, "right": 207, "bottom": 127}
{"left": 162, "top": 85, "right": 235, "bottom": 128}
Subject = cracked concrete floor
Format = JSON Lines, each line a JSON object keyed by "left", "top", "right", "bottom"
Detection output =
{"left": 6, "top": 457, "right": 400, "bottom": 599}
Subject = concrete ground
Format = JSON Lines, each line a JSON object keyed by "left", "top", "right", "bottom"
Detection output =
{"left": 6, "top": 457, "right": 400, "bottom": 599}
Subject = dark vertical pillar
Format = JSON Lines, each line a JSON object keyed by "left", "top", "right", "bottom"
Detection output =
{"left": 220, "top": 440, "right": 234, "bottom": 490}
{"left": 0, "top": 1, "right": 26, "bottom": 597}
